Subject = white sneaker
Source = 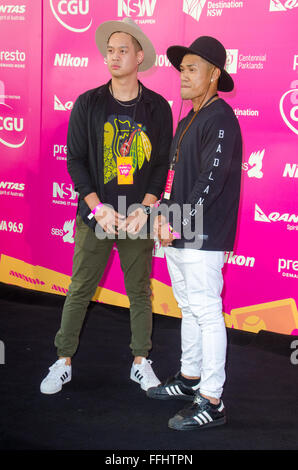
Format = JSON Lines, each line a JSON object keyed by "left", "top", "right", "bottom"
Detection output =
{"left": 130, "top": 358, "right": 161, "bottom": 391}
{"left": 40, "top": 359, "right": 72, "bottom": 394}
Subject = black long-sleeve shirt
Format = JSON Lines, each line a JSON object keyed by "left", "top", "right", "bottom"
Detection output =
{"left": 66, "top": 81, "right": 173, "bottom": 228}
{"left": 162, "top": 98, "right": 242, "bottom": 251}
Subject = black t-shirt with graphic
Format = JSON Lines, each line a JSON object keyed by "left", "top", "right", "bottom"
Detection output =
{"left": 103, "top": 91, "right": 153, "bottom": 215}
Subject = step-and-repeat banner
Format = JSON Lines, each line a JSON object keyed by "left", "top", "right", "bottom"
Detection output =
{"left": 0, "top": 0, "right": 297, "bottom": 335}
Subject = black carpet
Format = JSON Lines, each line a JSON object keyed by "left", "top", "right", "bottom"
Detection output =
{"left": 1, "top": 281, "right": 298, "bottom": 455}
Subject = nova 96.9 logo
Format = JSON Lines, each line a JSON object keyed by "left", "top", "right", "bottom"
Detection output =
{"left": 49, "top": 0, "right": 92, "bottom": 33}
{"left": 0, "top": 102, "right": 26, "bottom": 149}
{"left": 280, "top": 81, "right": 298, "bottom": 135}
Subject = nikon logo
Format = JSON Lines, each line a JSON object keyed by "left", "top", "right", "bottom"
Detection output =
{"left": 54, "top": 53, "right": 88, "bottom": 67}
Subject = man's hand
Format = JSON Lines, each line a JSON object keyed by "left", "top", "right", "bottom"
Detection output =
{"left": 158, "top": 223, "right": 175, "bottom": 247}
{"left": 153, "top": 215, "right": 175, "bottom": 247}
{"left": 118, "top": 207, "right": 148, "bottom": 234}
{"left": 94, "top": 205, "right": 125, "bottom": 235}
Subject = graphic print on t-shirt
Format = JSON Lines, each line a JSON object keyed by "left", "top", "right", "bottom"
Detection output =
{"left": 103, "top": 114, "right": 152, "bottom": 184}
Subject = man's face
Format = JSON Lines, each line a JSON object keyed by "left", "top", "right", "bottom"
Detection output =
{"left": 179, "top": 54, "right": 215, "bottom": 100}
{"left": 106, "top": 32, "right": 143, "bottom": 79}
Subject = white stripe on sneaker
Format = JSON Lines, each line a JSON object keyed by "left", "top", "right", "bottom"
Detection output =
{"left": 202, "top": 411, "right": 213, "bottom": 422}
{"left": 166, "top": 386, "right": 174, "bottom": 396}
{"left": 193, "top": 416, "right": 204, "bottom": 425}
{"left": 192, "top": 382, "right": 200, "bottom": 391}
{"left": 218, "top": 402, "right": 224, "bottom": 412}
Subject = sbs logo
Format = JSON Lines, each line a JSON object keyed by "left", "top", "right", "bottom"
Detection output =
{"left": 280, "top": 81, "right": 298, "bottom": 135}
{"left": 49, "top": 0, "right": 92, "bottom": 33}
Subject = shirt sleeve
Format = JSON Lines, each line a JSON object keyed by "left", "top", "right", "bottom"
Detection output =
{"left": 163, "top": 113, "right": 239, "bottom": 235}
{"left": 145, "top": 98, "right": 173, "bottom": 198}
{"left": 66, "top": 94, "right": 97, "bottom": 199}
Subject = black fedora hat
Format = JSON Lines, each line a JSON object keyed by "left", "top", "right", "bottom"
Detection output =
{"left": 167, "top": 36, "right": 234, "bottom": 92}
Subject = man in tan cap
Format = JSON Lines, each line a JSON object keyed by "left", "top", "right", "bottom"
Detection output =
{"left": 40, "top": 18, "right": 173, "bottom": 394}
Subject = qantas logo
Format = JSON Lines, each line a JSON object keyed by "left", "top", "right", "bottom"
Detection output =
{"left": 49, "top": 0, "right": 92, "bottom": 33}
{"left": 255, "top": 204, "right": 298, "bottom": 224}
{"left": 54, "top": 95, "right": 73, "bottom": 111}
{"left": 0, "top": 5, "right": 26, "bottom": 13}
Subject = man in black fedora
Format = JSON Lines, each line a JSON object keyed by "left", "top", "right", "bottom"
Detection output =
{"left": 148, "top": 36, "right": 242, "bottom": 430}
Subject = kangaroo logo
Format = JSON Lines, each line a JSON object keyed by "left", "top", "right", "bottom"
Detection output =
{"left": 247, "top": 149, "right": 265, "bottom": 179}
{"left": 63, "top": 219, "right": 75, "bottom": 243}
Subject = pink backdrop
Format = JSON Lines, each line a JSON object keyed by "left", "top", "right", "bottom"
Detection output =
{"left": 1, "top": 0, "right": 298, "bottom": 334}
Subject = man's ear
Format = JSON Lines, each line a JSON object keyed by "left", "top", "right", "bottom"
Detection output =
{"left": 137, "top": 50, "right": 144, "bottom": 65}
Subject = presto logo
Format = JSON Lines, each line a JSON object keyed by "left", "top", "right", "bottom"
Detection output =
{"left": 49, "top": 0, "right": 92, "bottom": 33}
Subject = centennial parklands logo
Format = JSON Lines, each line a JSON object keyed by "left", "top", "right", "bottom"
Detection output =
{"left": 0, "top": 103, "right": 26, "bottom": 149}
{"left": 269, "top": 0, "right": 298, "bottom": 11}
{"left": 49, "top": 0, "right": 92, "bottom": 33}
{"left": 280, "top": 81, "right": 298, "bottom": 135}
{"left": 225, "top": 49, "right": 238, "bottom": 74}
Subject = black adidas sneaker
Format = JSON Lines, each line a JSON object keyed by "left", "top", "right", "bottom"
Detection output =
{"left": 146, "top": 372, "right": 200, "bottom": 401}
{"left": 168, "top": 392, "right": 226, "bottom": 431}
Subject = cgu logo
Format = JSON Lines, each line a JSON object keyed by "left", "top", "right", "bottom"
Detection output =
{"left": 50, "top": 0, "right": 92, "bottom": 33}
{"left": 280, "top": 80, "right": 298, "bottom": 135}
{"left": 0, "top": 105, "right": 26, "bottom": 149}
{"left": 0, "top": 116, "right": 23, "bottom": 132}
{"left": 118, "top": 0, "right": 157, "bottom": 17}
{"left": 53, "top": 182, "right": 77, "bottom": 200}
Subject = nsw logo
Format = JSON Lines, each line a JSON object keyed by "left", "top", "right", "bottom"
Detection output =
{"left": 0, "top": 103, "right": 26, "bottom": 149}
{"left": 49, "top": 0, "right": 92, "bottom": 33}
{"left": 269, "top": 0, "right": 298, "bottom": 11}
{"left": 118, "top": 0, "right": 157, "bottom": 17}
{"left": 280, "top": 81, "right": 298, "bottom": 135}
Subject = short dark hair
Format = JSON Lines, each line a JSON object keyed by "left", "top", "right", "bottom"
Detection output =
{"left": 108, "top": 32, "right": 142, "bottom": 53}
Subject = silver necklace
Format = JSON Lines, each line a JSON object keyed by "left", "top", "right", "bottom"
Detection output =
{"left": 109, "top": 82, "right": 142, "bottom": 107}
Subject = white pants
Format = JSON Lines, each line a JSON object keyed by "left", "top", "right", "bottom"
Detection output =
{"left": 164, "top": 247, "right": 227, "bottom": 399}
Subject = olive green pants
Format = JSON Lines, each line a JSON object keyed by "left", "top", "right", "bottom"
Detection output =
{"left": 54, "top": 215, "right": 154, "bottom": 358}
